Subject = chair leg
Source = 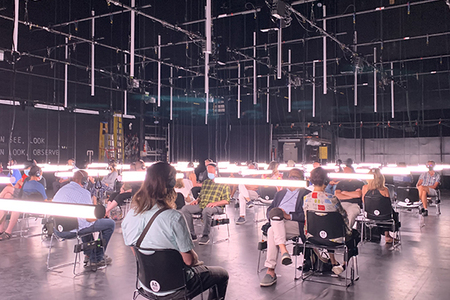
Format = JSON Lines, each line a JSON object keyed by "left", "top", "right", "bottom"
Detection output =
{"left": 46, "top": 234, "right": 55, "bottom": 270}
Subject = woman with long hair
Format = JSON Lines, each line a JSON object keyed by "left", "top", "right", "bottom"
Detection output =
{"left": 122, "top": 162, "right": 228, "bottom": 299}
{"left": 362, "top": 168, "right": 399, "bottom": 244}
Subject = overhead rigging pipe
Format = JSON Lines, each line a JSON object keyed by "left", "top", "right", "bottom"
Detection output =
{"left": 288, "top": 49, "right": 291, "bottom": 112}
{"left": 205, "top": 0, "right": 212, "bottom": 125}
{"left": 253, "top": 32, "right": 257, "bottom": 105}
{"left": 374, "top": 47, "right": 377, "bottom": 112}
{"left": 91, "top": 10, "right": 95, "bottom": 96}
{"left": 158, "top": 35, "right": 161, "bottom": 107}
{"left": 323, "top": 5, "right": 327, "bottom": 94}
{"left": 313, "top": 60, "right": 316, "bottom": 117}
{"left": 13, "top": 0, "right": 18, "bottom": 52}
{"left": 130, "top": 0, "right": 135, "bottom": 78}
{"left": 267, "top": 75, "right": 270, "bottom": 123}
{"left": 124, "top": 90, "right": 127, "bottom": 115}
{"left": 170, "top": 67, "right": 173, "bottom": 120}
{"left": 391, "top": 62, "right": 395, "bottom": 118}
{"left": 238, "top": 63, "right": 241, "bottom": 119}
{"left": 277, "top": 24, "right": 282, "bottom": 79}
{"left": 64, "top": 37, "right": 68, "bottom": 107}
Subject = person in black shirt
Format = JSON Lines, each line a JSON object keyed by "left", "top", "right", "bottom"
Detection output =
{"left": 335, "top": 166, "right": 364, "bottom": 228}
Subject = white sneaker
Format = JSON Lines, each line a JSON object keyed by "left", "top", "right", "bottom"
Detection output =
{"left": 332, "top": 263, "right": 345, "bottom": 275}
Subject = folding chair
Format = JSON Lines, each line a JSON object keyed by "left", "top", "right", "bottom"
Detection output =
{"left": 301, "top": 211, "right": 359, "bottom": 287}
{"left": 253, "top": 186, "right": 277, "bottom": 223}
{"left": 427, "top": 188, "right": 441, "bottom": 215}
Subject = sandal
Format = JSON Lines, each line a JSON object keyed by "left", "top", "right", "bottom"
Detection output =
{"left": 0, "top": 232, "right": 11, "bottom": 241}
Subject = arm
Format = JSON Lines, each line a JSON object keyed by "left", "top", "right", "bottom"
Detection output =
{"left": 335, "top": 189, "right": 361, "bottom": 200}
{"left": 416, "top": 179, "right": 423, "bottom": 188}
{"left": 180, "top": 249, "right": 200, "bottom": 267}
{"left": 361, "top": 185, "right": 368, "bottom": 203}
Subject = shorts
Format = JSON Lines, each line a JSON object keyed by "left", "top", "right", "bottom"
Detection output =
{"left": 428, "top": 188, "right": 437, "bottom": 196}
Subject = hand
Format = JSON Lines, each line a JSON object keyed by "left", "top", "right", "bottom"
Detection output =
{"left": 281, "top": 209, "right": 291, "bottom": 220}
{"left": 206, "top": 202, "right": 216, "bottom": 208}
{"left": 189, "top": 200, "right": 198, "bottom": 205}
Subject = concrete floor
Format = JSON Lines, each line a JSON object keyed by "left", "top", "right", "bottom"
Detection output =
{"left": 0, "top": 196, "right": 449, "bottom": 300}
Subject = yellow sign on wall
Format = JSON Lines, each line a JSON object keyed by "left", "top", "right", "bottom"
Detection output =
{"left": 319, "top": 146, "right": 328, "bottom": 160}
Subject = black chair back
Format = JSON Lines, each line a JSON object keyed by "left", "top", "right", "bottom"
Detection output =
{"left": 134, "top": 248, "right": 187, "bottom": 295}
{"left": 364, "top": 190, "right": 393, "bottom": 220}
{"left": 306, "top": 211, "right": 346, "bottom": 245}
{"left": 53, "top": 216, "right": 79, "bottom": 233}
{"left": 23, "top": 191, "right": 44, "bottom": 201}
{"left": 175, "top": 193, "right": 185, "bottom": 210}
{"left": 259, "top": 186, "right": 277, "bottom": 200}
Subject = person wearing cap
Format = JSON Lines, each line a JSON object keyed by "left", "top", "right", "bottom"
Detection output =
{"left": 260, "top": 168, "right": 311, "bottom": 287}
{"left": 416, "top": 160, "right": 440, "bottom": 216}
{"left": 0, "top": 165, "right": 47, "bottom": 241}
{"left": 53, "top": 170, "right": 115, "bottom": 271}
{"left": 181, "top": 161, "right": 230, "bottom": 245}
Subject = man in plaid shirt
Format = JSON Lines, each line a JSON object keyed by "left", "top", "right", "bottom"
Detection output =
{"left": 181, "top": 162, "right": 230, "bottom": 245}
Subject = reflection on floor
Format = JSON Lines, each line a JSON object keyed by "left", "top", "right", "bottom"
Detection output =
{"left": 0, "top": 196, "right": 449, "bottom": 300}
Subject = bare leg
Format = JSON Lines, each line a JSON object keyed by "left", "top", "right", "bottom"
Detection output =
{"left": 105, "top": 200, "right": 118, "bottom": 217}
{"left": 418, "top": 186, "right": 429, "bottom": 209}
{"left": 4, "top": 212, "right": 20, "bottom": 235}
{"left": 266, "top": 267, "right": 275, "bottom": 277}
{"left": 0, "top": 186, "right": 15, "bottom": 198}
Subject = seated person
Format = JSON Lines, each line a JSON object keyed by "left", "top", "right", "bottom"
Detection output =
{"left": 362, "top": 168, "right": 400, "bottom": 244}
{"left": 0, "top": 165, "right": 47, "bottom": 241}
{"left": 89, "top": 161, "right": 118, "bottom": 204}
{"left": 325, "top": 160, "right": 343, "bottom": 195}
{"left": 0, "top": 160, "right": 35, "bottom": 199}
{"left": 174, "top": 177, "right": 194, "bottom": 204}
{"left": 303, "top": 167, "right": 352, "bottom": 275}
{"left": 181, "top": 161, "right": 230, "bottom": 245}
{"left": 191, "top": 159, "right": 213, "bottom": 199}
{"left": 260, "top": 168, "right": 311, "bottom": 287}
{"left": 53, "top": 170, "right": 115, "bottom": 270}
{"left": 52, "top": 158, "right": 77, "bottom": 193}
{"left": 334, "top": 166, "right": 364, "bottom": 228}
{"left": 122, "top": 162, "right": 228, "bottom": 299}
{"left": 262, "top": 161, "right": 284, "bottom": 192}
{"left": 236, "top": 162, "right": 260, "bottom": 225}
{"left": 416, "top": 160, "right": 440, "bottom": 216}
{"left": 7, "top": 160, "right": 22, "bottom": 185}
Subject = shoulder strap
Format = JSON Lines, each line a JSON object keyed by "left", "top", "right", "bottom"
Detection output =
{"left": 136, "top": 207, "right": 169, "bottom": 248}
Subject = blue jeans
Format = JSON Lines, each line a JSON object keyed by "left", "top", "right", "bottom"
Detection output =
{"left": 55, "top": 218, "right": 115, "bottom": 263}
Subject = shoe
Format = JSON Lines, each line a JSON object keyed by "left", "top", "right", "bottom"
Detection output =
{"left": 0, "top": 232, "right": 11, "bottom": 241}
{"left": 332, "top": 263, "right": 345, "bottom": 275}
{"left": 236, "top": 216, "right": 246, "bottom": 225}
{"left": 422, "top": 209, "right": 428, "bottom": 216}
{"left": 199, "top": 235, "right": 210, "bottom": 245}
{"left": 260, "top": 273, "right": 277, "bottom": 287}
{"left": 191, "top": 234, "right": 198, "bottom": 242}
{"left": 247, "top": 200, "right": 254, "bottom": 208}
{"left": 84, "top": 255, "right": 89, "bottom": 264}
{"left": 97, "top": 255, "right": 112, "bottom": 266}
{"left": 281, "top": 252, "right": 292, "bottom": 266}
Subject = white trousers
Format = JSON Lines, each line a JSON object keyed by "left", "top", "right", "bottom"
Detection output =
{"left": 341, "top": 202, "right": 361, "bottom": 228}
{"left": 238, "top": 184, "right": 259, "bottom": 217}
{"left": 264, "top": 219, "right": 300, "bottom": 270}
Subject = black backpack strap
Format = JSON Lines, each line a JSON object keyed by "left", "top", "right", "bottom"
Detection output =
{"left": 136, "top": 207, "right": 169, "bottom": 248}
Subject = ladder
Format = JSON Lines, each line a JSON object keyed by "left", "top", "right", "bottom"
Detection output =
{"left": 98, "top": 122, "right": 108, "bottom": 161}
{"left": 113, "top": 112, "right": 124, "bottom": 163}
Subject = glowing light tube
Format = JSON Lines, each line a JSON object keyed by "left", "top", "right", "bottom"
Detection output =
{"left": 38, "top": 165, "right": 73, "bottom": 172}
{"left": 86, "top": 170, "right": 111, "bottom": 177}
{"left": 7, "top": 165, "right": 25, "bottom": 170}
{"left": 328, "top": 173, "right": 374, "bottom": 180}
{"left": 87, "top": 163, "right": 109, "bottom": 169}
{"left": 0, "top": 177, "right": 14, "bottom": 184}
{"left": 176, "top": 173, "right": 184, "bottom": 179}
{"left": 0, "top": 199, "right": 96, "bottom": 219}
{"left": 381, "top": 168, "right": 411, "bottom": 175}
{"left": 240, "top": 170, "right": 272, "bottom": 176}
{"left": 122, "top": 171, "right": 146, "bottom": 182}
{"left": 215, "top": 178, "right": 307, "bottom": 188}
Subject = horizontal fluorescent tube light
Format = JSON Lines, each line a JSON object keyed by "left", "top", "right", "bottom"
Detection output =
{"left": 0, "top": 100, "right": 20, "bottom": 106}
{"left": 0, "top": 177, "right": 14, "bottom": 184}
{"left": 381, "top": 168, "right": 411, "bottom": 175}
{"left": 116, "top": 164, "right": 131, "bottom": 170}
{"left": 328, "top": 173, "right": 374, "bottom": 180}
{"left": 73, "top": 108, "right": 99, "bottom": 115}
{"left": 0, "top": 199, "right": 96, "bottom": 219}
{"left": 176, "top": 173, "right": 184, "bottom": 179}
{"left": 35, "top": 104, "right": 64, "bottom": 111}
{"left": 54, "top": 171, "right": 74, "bottom": 178}
{"left": 113, "top": 113, "right": 136, "bottom": 119}
{"left": 38, "top": 165, "right": 73, "bottom": 172}
{"left": 240, "top": 170, "right": 272, "bottom": 175}
{"left": 87, "top": 163, "right": 109, "bottom": 169}
{"left": 7, "top": 165, "right": 26, "bottom": 170}
{"left": 121, "top": 171, "right": 146, "bottom": 182}
{"left": 175, "top": 167, "right": 194, "bottom": 172}
{"left": 214, "top": 178, "right": 308, "bottom": 188}
{"left": 86, "top": 170, "right": 110, "bottom": 176}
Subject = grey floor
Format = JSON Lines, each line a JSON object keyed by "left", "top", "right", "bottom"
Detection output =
{"left": 1, "top": 196, "right": 449, "bottom": 300}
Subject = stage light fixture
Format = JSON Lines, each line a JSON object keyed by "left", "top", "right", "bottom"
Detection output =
{"left": 121, "top": 171, "right": 146, "bottom": 182}
{"left": 214, "top": 177, "right": 307, "bottom": 188}
{"left": 328, "top": 173, "right": 374, "bottom": 180}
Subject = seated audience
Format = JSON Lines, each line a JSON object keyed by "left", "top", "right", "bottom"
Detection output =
{"left": 0, "top": 160, "right": 35, "bottom": 200}
{"left": 174, "top": 177, "right": 194, "bottom": 204}
{"left": 89, "top": 161, "right": 118, "bottom": 204}
{"left": 53, "top": 170, "right": 115, "bottom": 270}
{"left": 416, "top": 160, "right": 440, "bottom": 216}
{"left": 236, "top": 162, "right": 260, "bottom": 225}
{"left": 263, "top": 161, "right": 283, "bottom": 191}
{"left": 0, "top": 165, "right": 47, "bottom": 241}
{"left": 52, "top": 158, "right": 77, "bottom": 193}
{"left": 334, "top": 165, "right": 364, "bottom": 228}
{"left": 362, "top": 168, "right": 400, "bottom": 244}
{"left": 303, "top": 167, "right": 351, "bottom": 275}
{"left": 181, "top": 161, "right": 230, "bottom": 245}
{"left": 260, "top": 168, "right": 311, "bottom": 287}
{"left": 122, "top": 162, "right": 228, "bottom": 299}
{"left": 7, "top": 160, "right": 22, "bottom": 185}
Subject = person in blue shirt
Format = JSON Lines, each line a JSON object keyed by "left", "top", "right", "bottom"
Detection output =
{"left": 7, "top": 160, "right": 22, "bottom": 185}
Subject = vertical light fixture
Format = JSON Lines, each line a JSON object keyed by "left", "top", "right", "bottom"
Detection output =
{"left": 205, "top": 0, "right": 212, "bottom": 124}
{"left": 277, "top": 25, "right": 282, "bottom": 80}
{"left": 130, "top": 0, "right": 135, "bottom": 78}
{"left": 238, "top": 63, "right": 241, "bottom": 119}
{"left": 64, "top": 37, "right": 68, "bottom": 108}
{"left": 158, "top": 35, "right": 161, "bottom": 107}
{"left": 391, "top": 62, "right": 394, "bottom": 118}
{"left": 91, "top": 10, "right": 95, "bottom": 96}
{"left": 267, "top": 75, "right": 270, "bottom": 123}
{"left": 253, "top": 32, "right": 257, "bottom": 105}
{"left": 13, "top": 0, "right": 19, "bottom": 52}
{"left": 313, "top": 60, "right": 316, "bottom": 117}
{"left": 288, "top": 49, "right": 291, "bottom": 113}
{"left": 170, "top": 67, "right": 173, "bottom": 120}
{"left": 354, "top": 65, "right": 358, "bottom": 106}
{"left": 124, "top": 90, "right": 128, "bottom": 115}
{"left": 374, "top": 47, "right": 377, "bottom": 112}
{"left": 323, "top": 5, "right": 327, "bottom": 94}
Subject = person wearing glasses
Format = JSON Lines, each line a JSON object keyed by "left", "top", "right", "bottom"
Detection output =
{"left": 416, "top": 160, "right": 440, "bottom": 216}
{"left": 260, "top": 168, "right": 311, "bottom": 287}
